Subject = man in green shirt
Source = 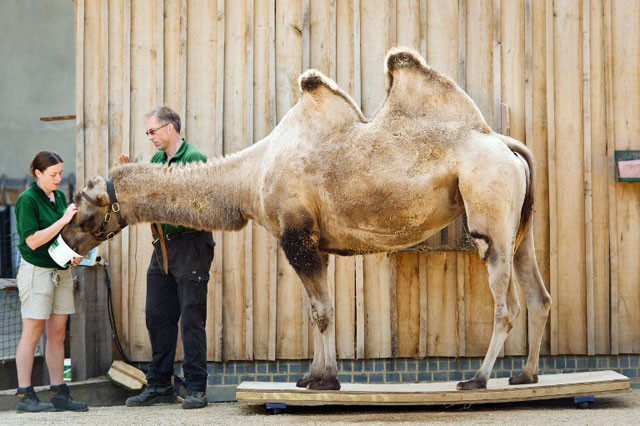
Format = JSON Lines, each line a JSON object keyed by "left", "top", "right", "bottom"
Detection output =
{"left": 122, "top": 106, "right": 214, "bottom": 410}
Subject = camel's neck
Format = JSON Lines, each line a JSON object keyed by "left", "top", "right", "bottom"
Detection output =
{"left": 109, "top": 149, "right": 260, "bottom": 231}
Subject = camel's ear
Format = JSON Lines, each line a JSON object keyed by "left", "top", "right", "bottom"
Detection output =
{"left": 95, "top": 193, "right": 109, "bottom": 207}
{"left": 81, "top": 191, "right": 109, "bottom": 207}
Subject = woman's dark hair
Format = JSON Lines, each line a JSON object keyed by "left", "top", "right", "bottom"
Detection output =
{"left": 30, "top": 151, "right": 64, "bottom": 178}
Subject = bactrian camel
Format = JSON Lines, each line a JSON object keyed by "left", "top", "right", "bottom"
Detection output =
{"left": 61, "top": 47, "right": 551, "bottom": 391}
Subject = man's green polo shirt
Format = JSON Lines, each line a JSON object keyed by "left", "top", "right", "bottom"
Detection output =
{"left": 15, "top": 182, "right": 68, "bottom": 269}
{"left": 150, "top": 139, "right": 208, "bottom": 236}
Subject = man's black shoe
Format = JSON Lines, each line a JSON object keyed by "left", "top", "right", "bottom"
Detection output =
{"left": 50, "top": 383, "right": 89, "bottom": 412}
{"left": 181, "top": 390, "right": 207, "bottom": 409}
{"left": 173, "top": 375, "right": 187, "bottom": 401}
{"left": 16, "top": 386, "right": 54, "bottom": 413}
{"left": 126, "top": 383, "right": 177, "bottom": 407}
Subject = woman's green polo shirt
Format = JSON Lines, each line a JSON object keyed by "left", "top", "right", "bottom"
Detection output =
{"left": 15, "top": 182, "right": 68, "bottom": 269}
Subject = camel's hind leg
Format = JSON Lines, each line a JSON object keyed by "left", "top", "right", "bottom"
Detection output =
{"left": 455, "top": 179, "right": 523, "bottom": 390}
{"left": 280, "top": 225, "right": 339, "bottom": 391}
{"left": 509, "top": 225, "right": 552, "bottom": 385}
{"left": 457, "top": 232, "right": 521, "bottom": 390}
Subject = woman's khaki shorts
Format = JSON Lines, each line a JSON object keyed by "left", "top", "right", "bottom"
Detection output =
{"left": 17, "top": 258, "right": 75, "bottom": 320}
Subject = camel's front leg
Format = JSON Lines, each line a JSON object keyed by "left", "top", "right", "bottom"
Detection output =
{"left": 296, "top": 308, "right": 325, "bottom": 388}
{"left": 280, "top": 226, "right": 340, "bottom": 391}
{"left": 306, "top": 294, "right": 338, "bottom": 390}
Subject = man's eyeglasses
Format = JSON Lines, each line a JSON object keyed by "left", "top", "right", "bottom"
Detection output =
{"left": 145, "top": 123, "right": 169, "bottom": 136}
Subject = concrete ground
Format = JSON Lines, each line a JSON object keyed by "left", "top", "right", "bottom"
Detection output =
{"left": 1, "top": 389, "right": 638, "bottom": 425}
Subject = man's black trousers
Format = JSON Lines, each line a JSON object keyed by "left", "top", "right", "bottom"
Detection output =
{"left": 145, "top": 231, "right": 215, "bottom": 392}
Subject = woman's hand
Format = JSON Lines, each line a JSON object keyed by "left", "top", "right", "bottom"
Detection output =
{"left": 25, "top": 203, "right": 78, "bottom": 251}
{"left": 61, "top": 203, "right": 78, "bottom": 225}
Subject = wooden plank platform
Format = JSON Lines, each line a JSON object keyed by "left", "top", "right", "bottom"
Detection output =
{"left": 236, "top": 370, "right": 630, "bottom": 406}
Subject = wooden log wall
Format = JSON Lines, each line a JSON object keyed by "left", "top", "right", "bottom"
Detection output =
{"left": 75, "top": 0, "right": 640, "bottom": 361}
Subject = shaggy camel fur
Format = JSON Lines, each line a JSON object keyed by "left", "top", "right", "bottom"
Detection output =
{"left": 62, "top": 47, "right": 551, "bottom": 391}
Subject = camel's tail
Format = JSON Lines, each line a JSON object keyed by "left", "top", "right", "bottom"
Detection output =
{"left": 500, "top": 135, "right": 535, "bottom": 250}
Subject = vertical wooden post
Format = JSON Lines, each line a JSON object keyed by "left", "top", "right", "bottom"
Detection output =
{"left": 328, "top": 0, "right": 338, "bottom": 355}
{"left": 524, "top": 0, "right": 533, "bottom": 148}
{"left": 268, "top": 234, "right": 278, "bottom": 361}
{"left": 355, "top": 256, "right": 365, "bottom": 358}
{"left": 353, "top": 0, "right": 361, "bottom": 109}
{"left": 329, "top": 0, "right": 337, "bottom": 80}
{"left": 213, "top": 0, "right": 226, "bottom": 362}
{"left": 100, "top": 0, "right": 109, "bottom": 179}
{"left": 353, "top": 0, "right": 365, "bottom": 360}
{"left": 418, "top": 254, "right": 428, "bottom": 357}
{"left": 267, "top": 0, "right": 278, "bottom": 362}
{"left": 545, "top": 0, "right": 559, "bottom": 356}
{"left": 442, "top": 0, "right": 467, "bottom": 247}
{"left": 120, "top": 0, "right": 132, "bottom": 360}
{"left": 420, "top": 0, "right": 427, "bottom": 58}
{"left": 388, "top": 0, "right": 398, "bottom": 360}
{"left": 70, "top": 267, "right": 112, "bottom": 381}
{"left": 156, "top": 0, "right": 164, "bottom": 106}
{"left": 456, "top": 252, "right": 466, "bottom": 357}
{"left": 75, "top": 0, "right": 85, "bottom": 189}
{"left": 457, "top": 0, "right": 466, "bottom": 90}
{"left": 582, "top": 0, "right": 595, "bottom": 356}
{"left": 300, "top": 0, "right": 311, "bottom": 359}
{"left": 244, "top": 0, "right": 255, "bottom": 362}
{"left": 499, "top": 102, "right": 510, "bottom": 359}
{"left": 178, "top": 0, "right": 188, "bottom": 124}
{"left": 492, "top": 0, "right": 502, "bottom": 134}
{"left": 602, "top": 0, "right": 618, "bottom": 355}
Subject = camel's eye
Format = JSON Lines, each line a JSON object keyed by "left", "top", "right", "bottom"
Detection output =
{"left": 80, "top": 216, "right": 96, "bottom": 232}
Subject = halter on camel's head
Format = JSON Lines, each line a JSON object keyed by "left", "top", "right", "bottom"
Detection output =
{"left": 62, "top": 176, "right": 127, "bottom": 256}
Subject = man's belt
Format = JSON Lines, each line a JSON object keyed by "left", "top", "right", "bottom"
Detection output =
{"left": 165, "top": 231, "right": 201, "bottom": 240}
{"left": 150, "top": 223, "right": 169, "bottom": 275}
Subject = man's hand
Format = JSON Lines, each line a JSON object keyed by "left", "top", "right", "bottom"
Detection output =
{"left": 70, "top": 257, "right": 83, "bottom": 267}
{"left": 114, "top": 154, "right": 131, "bottom": 166}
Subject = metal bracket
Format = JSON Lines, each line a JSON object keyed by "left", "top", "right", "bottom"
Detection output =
{"left": 266, "top": 402, "right": 287, "bottom": 414}
{"left": 574, "top": 395, "right": 595, "bottom": 409}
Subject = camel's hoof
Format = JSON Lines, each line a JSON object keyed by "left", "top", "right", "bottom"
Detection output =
{"left": 296, "top": 376, "right": 317, "bottom": 388}
{"left": 456, "top": 378, "right": 487, "bottom": 390}
{"left": 509, "top": 373, "right": 538, "bottom": 385}
{"left": 307, "top": 377, "right": 341, "bottom": 391}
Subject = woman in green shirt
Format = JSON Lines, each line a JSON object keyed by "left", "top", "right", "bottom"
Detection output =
{"left": 14, "top": 151, "right": 87, "bottom": 413}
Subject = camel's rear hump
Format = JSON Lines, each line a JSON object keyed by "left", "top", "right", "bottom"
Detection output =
{"left": 383, "top": 47, "right": 491, "bottom": 134}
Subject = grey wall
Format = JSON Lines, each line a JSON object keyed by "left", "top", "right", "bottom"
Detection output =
{"left": 0, "top": 0, "right": 75, "bottom": 181}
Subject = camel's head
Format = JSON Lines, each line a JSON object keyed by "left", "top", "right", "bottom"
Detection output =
{"left": 61, "top": 176, "right": 126, "bottom": 255}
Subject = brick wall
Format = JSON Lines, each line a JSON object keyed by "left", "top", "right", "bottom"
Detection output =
{"left": 154, "top": 355, "right": 640, "bottom": 387}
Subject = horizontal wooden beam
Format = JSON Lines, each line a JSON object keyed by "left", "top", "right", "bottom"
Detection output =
{"left": 40, "top": 115, "right": 76, "bottom": 121}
